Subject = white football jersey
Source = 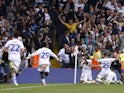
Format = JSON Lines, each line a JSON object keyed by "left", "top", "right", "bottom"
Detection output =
{"left": 4, "top": 38, "right": 24, "bottom": 61}
{"left": 81, "top": 59, "right": 92, "bottom": 73}
{"left": 97, "top": 58, "right": 115, "bottom": 70}
{"left": 30, "top": 47, "right": 59, "bottom": 65}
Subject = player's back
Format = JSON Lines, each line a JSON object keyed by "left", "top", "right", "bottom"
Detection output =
{"left": 98, "top": 58, "right": 115, "bottom": 70}
{"left": 38, "top": 47, "right": 52, "bottom": 65}
{"left": 5, "top": 38, "right": 24, "bottom": 61}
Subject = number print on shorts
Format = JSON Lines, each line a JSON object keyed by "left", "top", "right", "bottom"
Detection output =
{"left": 10, "top": 44, "right": 20, "bottom": 52}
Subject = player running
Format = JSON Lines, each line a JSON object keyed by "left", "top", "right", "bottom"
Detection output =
{"left": 27, "top": 42, "right": 59, "bottom": 86}
{"left": 3, "top": 32, "right": 25, "bottom": 86}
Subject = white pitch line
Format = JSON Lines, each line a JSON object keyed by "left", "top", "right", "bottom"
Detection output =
{"left": 0, "top": 83, "right": 73, "bottom": 91}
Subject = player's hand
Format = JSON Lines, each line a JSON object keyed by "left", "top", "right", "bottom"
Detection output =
{"left": 26, "top": 56, "right": 31, "bottom": 60}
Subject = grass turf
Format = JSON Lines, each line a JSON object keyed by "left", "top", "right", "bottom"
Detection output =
{"left": 0, "top": 83, "right": 124, "bottom": 93}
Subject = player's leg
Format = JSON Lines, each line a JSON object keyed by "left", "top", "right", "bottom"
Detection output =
{"left": 117, "top": 67, "right": 124, "bottom": 83}
{"left": 82, "top": 72, "right": 90, "bottom": 84}
{"left": 38, "top": 64, "right": 46, "bottom": 86}
{"left": 80, "top": 72, "right": 86, "bottom": 83}
{"left": 96, "top": 71, "right": 104, "bottom": 83}
{"left": 105, "top": 70, "right": 117, "bottom": 84}
{"left": 10, "top": 61, "right": 19, "bottom": 86}
{"left": 40, "top": 72, "right": 49, "bottom": 86}
{"left": 117, "top": 66, "right": 124, "bottom": 83}
{"left": 40, "top": 72, "right": 47, "bottom": 86}
{"left": 44, "top": 72, "right": 49, "bottom": 76}
{"left": 96, "top": 76, "right": 102, "bottom": 83}
{"left": 83, "top": 73, "right": 89, "bottom": 83}
{"left": 86, "top": 72, "right": 96, "bottom": 84}
{"left": 120, "top": 73, "right": 124, "bottom": 83}
{"left": 40, "top": 65, "right": 50, "bottom": 86}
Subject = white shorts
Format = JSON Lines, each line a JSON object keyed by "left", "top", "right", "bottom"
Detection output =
{"left": 106, "top": 71, "right": 117, "bottom": 82}
{"left": 80, "top": 71, "right": 92, "bottom": 82}
{"left": 37, "top": 64, "right": 50, "bottom": 72}
{"left": 10, "top": 60, "right": 21, "bottom": 72}
{"left": 97, "top": 70, "right": 110, "bottom": 79}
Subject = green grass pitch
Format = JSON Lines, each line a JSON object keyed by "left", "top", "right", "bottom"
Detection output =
{"left": 0, "top": 83, "right": 124, "bottom": 93}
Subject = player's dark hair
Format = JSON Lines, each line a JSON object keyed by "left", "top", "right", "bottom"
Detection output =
{"left": 42, "top": 42, "right": 47, "bottom": 47}
{"left": 104, "top": 53, "right": 108, "bottom": 57}
{"left": 13, "top": 31, "right": 19, "bottom": 38}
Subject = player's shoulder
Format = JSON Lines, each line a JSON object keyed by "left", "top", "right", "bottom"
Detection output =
{"left": 39, "top": 47, "right": 51, "bottom": 51}
{"left": 5, "top": 39, "right": 14, "bottom": 44}
{"left": 7, "top": 39, "right": 22, "bottom": 47}
{"left": 105, "top": 58, "right": 115, "bottom": 60}
{"left": 100, "top": 58, "right": 114, "bottom": 61}
{"left": 6, "top": 39, "right": 11, "bottom": 43}
{"left": 97, "top": 58, "right": 106, "bottom": 62}
{"left": 11, "top": 38, "right": 20, "bottom": 42}
{"left": 13, "top": 38, "right": 23, "bottom": 43}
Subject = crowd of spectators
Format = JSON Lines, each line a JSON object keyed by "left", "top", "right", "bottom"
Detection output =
{"left": 0, "top": 0, "right": 124, "bottom": 70}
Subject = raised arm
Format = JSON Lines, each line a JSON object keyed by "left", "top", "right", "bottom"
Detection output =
{"left": 58, "top": 15, "right": 66, "bottom": 25}
{"left": 26, "top": 50, "right": 39, "bottom": 59}
{"left": 77, "top": 17, "right": 86, "bottom": 25}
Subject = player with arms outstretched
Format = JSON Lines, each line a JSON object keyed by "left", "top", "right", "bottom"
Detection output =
{"left": 27, "top": 42, "right": 59, "bottom": 86}
{"left": 96, "top": 53, "right": 118, "bottom": 84}
{"left": 3, "top": 32, "right": 25, "bottom": 86}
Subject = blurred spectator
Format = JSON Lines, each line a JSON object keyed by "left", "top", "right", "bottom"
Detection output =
{"left": 74, "top": 0, "right": 86, "bottom": 12}
{"left": 119, "top": 32, "right": 124, "bottom": 50}
{"left": 0, "top": 1, "right": 6, "bottom": 17}
{"left": 58, "top": 43, "right": 70, "bottom": 68}
{"left": 56, "top": 14, "right": 67, "bottom": 49}
{"left": 90, "top": 46, "right": 102, "bottom": 69}
{"left": 58, "top": 14, "right": 84, "bottom": 34}
{"left": 0, "top": 0, "right": 124, "bottom": 70}
{"left": 69, "top": 45, "right": 76, "bottom": 68}
{"left": 61, "top": 31, "right": 71, "bottom": 48}
{"left": 100, "top": 43, "right": 111, "bottom": 56}
{"left": 0, "top": 42, "right": 3, "bottom": 64}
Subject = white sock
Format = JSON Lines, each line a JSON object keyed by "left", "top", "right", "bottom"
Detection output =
{"left": 96, "top": 78, "right": 102, "bottom": 83}
{"left": 84, "top": 80, "right": 95, "bottom": 84}
{"left": 11, "top": 73, "right": 18, "bottom": 86}
{"left": 42, "top": 79, "right": 46, "bottom": 85}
